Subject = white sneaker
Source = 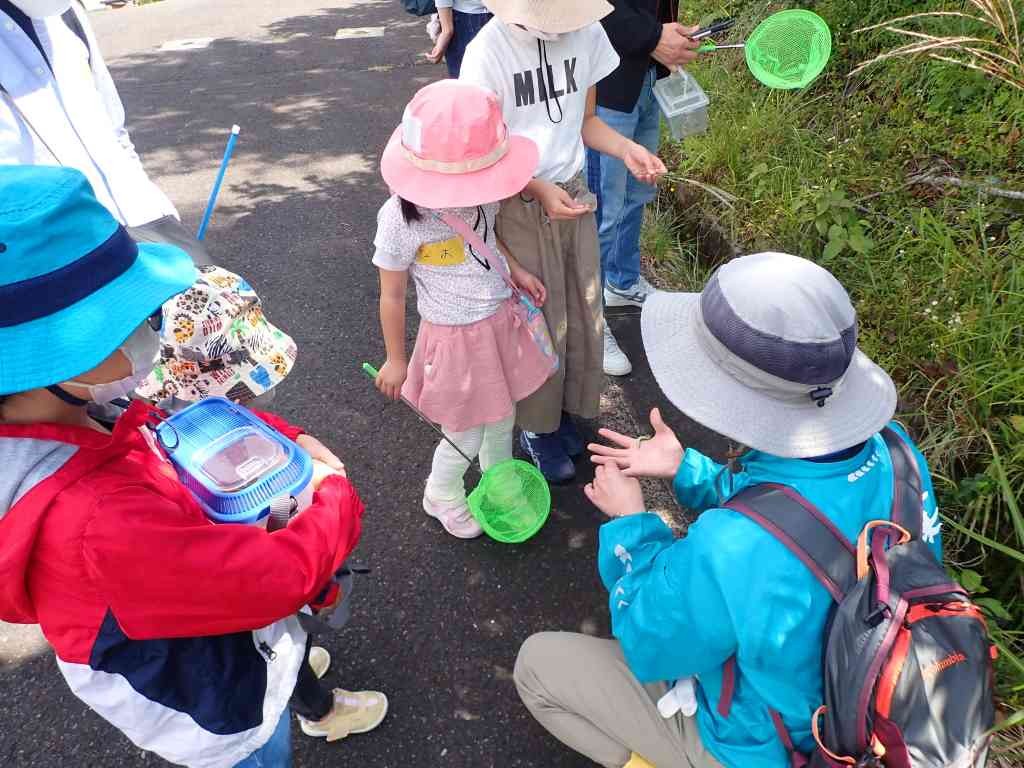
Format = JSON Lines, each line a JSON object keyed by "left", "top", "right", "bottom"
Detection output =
{"left": 423, "top": 494, "right": 484, "bottom": 539}
{"left": 309, "top": 646, "right": 331, "bottom": 680}
{"left": 605, "top": 275, "right": 658, "bottom": 307}
{"left": 603, "top": 322, "right": 632, "bottom": 376}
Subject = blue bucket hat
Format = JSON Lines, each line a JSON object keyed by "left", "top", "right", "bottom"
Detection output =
{"left": 0, "top": 166, "right": 197, "bottom": 396}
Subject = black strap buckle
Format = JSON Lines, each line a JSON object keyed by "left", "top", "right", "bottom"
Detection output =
{"left": 809, "top": 387, "right": 834, "bottom": 407}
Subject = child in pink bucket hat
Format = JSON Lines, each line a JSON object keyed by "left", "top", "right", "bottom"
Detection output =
{"left": 373, "top": 79, "right": 554, "bottom": 540}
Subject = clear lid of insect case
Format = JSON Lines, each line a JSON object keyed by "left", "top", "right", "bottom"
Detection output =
{"left": 196, "top": 428, "right": 289, "bottom": 493}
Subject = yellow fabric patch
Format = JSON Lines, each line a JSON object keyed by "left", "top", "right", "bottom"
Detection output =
{"left": 416, "top": 236, "right": 466, "bottom": 267}
{"left": 624, "top": 754, "right": 656, "bottom": 768}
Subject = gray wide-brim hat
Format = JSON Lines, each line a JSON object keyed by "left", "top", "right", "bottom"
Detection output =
{"left": 641, "top": 252, "right": 897, "bottom": 458}
{"left": 482, "top": 0, "right": 613, "bottom": 34}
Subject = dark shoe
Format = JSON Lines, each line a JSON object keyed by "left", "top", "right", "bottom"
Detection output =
{"left": 557, "top": 412, "right": 584, "bottom": 460}
{"left": 519, "top": 430, "right": 576, "bottom": 484}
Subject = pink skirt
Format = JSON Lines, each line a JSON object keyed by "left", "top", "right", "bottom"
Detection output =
{"left": 402, "top": 299, "right": 555, "bottom": 433}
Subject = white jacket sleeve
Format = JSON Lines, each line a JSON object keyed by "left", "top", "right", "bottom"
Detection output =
{"left": 74, "top": 4, "right": 140, "bottom": 163}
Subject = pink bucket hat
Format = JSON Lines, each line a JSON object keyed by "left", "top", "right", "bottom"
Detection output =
{"left": 381, "top": 80, "right": 539, "bottom": 209}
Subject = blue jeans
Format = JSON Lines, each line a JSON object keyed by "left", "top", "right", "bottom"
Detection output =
{"left": 586, "top": 67, "right": 661, "bottom": 292}
{"left": 233, "top": 710, "right": 292, "bottom": 768}
{"left": 446, "top": 10, "right": 493, "bottom": 78}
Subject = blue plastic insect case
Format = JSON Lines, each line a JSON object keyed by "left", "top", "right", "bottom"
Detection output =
{"left": 156, "top": 396, "right": 313, "bottom": 526}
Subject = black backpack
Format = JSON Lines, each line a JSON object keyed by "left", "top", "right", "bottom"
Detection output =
{"left": 400, "top": 0, "right": 437, "bottom": 16}
{"left": 718, "top": 428, "right": 996, "bottom": 767}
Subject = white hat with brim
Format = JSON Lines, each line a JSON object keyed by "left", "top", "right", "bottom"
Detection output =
{"left": 640, "top": 253, "right": 898, "bottom": 459}
{"left": 482, "top": 0, "right": 613, "bottom": 34}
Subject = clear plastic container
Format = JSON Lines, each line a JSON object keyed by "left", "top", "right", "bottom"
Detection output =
{"left": 157, "top": 397, "right": 313, "bottom": 526}
{"left": 653, "top": 69, "right": 710, "bottom": 141}
{"left": 197, "top": 428, "right": 289, "bottom": 493}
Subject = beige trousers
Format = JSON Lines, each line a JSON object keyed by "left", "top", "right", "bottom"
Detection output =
{"left": 496, "top": 193, "right": 604, "bottom": 434}
{"left": 514, "top": 633, "right": 725, "bottom": 768}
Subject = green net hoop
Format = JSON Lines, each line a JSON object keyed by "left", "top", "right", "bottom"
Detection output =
{"left": 468, "top": 459, "right": 551, "bottom": 544}
{"left": 745, "top": 9, "right": 832, "bottom": 90}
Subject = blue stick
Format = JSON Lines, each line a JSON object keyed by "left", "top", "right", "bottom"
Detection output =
{"left": 196, "top": 124, "right": 241, "bottom": 241}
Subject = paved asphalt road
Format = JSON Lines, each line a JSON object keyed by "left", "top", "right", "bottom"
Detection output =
{"left": 0, "top": 2, "right": 726, "bottom": 766}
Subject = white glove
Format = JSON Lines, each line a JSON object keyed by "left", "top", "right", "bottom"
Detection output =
{"left": 657, "top": 677, "right": 698, "bottom": 718}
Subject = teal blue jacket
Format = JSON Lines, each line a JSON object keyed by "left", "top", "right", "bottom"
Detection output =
{"left": 597, "top": 424, "right": 943, "bottom": 768}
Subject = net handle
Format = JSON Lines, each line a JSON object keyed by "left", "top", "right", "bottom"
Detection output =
{"left": 361, "top": 363, "right": 477, "bottom": 467}
{"left": 697, "top": 42, "right": 745, "bottom": 52}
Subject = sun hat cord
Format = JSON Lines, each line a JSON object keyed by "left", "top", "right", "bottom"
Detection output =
{"left": 466, "top": 206, "right": 492, "bottom": 270}
{"left": 45, "top": 385, "right": 90, "bottom": 407}
{"left": 537, "top": 40, "right": 564, "bottom": 125}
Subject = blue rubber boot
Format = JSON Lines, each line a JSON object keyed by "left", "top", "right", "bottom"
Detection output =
{"left": 556, "top": 412, "right": 584, "bottom": 460}
{"left": 519, "top": 430, "right": 576, "bottom": 484}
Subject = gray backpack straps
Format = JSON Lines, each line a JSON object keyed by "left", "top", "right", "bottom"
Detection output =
{"left": 725, "top": 482, "right": 858, "bottom": 602}
{"left": 724, "top": 428, "right": 925, "bottom": 602}
{"left": 880, "top": 426, "right": 923, "bottom": 539}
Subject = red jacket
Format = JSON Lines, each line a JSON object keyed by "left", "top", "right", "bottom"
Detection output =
{"left": 0, "top": 401, "right": 363, "bottom": 767}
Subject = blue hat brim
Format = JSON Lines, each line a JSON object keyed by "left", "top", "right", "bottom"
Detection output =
{"left": 0, "top": 242, "right": 197, "bottom": 395}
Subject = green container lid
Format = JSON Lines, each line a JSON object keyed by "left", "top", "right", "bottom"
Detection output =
{"left": 468, "top": 459, "right": 551, "bottom": 544}
{"left": 745, "top": 9, "right": 832, "bottom": 90}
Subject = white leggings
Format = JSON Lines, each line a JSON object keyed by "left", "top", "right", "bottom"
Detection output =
{"left": 425, "top": 410, "right": 516, "bottom": 504}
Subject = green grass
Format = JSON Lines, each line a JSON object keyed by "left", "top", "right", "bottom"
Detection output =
{"left": 646, "top": 0, "right": 1024, "bottom": 751}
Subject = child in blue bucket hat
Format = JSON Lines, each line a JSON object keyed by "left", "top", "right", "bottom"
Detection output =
{"left": 0, "top": 167, "right": 387, "bottom": 767}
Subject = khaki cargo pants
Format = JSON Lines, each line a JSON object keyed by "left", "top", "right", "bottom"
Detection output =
{"left": 515, "top": 633, "right": 725, "bottom": 768}
{"left": 496, "top": 190, "right": 604, "bottom": 435}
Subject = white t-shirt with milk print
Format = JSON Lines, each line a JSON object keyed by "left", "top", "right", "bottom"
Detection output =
{"left": 459, "top": 20, "right": 620, "bottom": 184}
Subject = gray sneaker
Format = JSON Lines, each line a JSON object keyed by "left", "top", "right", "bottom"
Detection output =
{"left": 604, "top": 275, "right": 658, "bottom": 308}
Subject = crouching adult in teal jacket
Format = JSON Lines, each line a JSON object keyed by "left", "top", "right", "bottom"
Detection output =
{"left": 513, "top": 252, "right": 943, "bottom": 768}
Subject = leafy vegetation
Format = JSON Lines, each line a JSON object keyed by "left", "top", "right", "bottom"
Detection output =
{"left": 647, "top": 0, "right": 1024, "bottom": 755}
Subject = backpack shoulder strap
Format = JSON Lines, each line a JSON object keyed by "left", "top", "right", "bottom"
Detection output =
{"left": 61, "top": 3, "right": 92, "bottom": 68}
{"left": 881, "top": 426, "right": 923, "bottom": 539}
{"left": 724, "top": 482, "right": 857, "bottom": 602}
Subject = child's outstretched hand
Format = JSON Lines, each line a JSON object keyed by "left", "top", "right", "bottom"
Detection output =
{"left": 376, "top": 358, "right": 408, "bottom": 401}
{"left": 623, "top": 142, "right": 667, "bottom": 186}
{"left": 589, "top": 408, "right": 684, "bottom": 479}
{"left": 510, "top": 263, "right": 547, "bottom": 307}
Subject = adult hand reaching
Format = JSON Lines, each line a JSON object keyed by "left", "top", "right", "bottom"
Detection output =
{"left": 589, "top": 408, "right": 684, "bottom": 479}
{"left": 652, "top": 23, "right": 701, "bottom": 69}
{"left": 584, "top": 462, "right": 647, "bottom": 518}
{"left": 425, "top": 27, "right": 453, "bottom": 64}
{"left": 425, "top": 8, "right": 454, "bottom": 65}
